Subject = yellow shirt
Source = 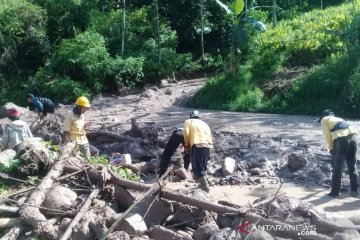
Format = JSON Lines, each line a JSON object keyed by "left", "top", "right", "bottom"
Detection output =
{"left": 63, "top": 110, "right": 88, "bottom": 145}
{"left": 183, "top": 118, "right": 213, "bottom": 148}
{"left": 321, "top": 116, "right": 356, "bottom": 150}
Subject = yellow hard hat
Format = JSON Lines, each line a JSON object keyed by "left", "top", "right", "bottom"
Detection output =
{"left": 75, "top": 96, "right": 91, "bottom": 107}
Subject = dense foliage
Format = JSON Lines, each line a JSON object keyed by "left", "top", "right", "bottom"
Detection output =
{"left": 0, "top": 0, "right": 358, "bottom": 117}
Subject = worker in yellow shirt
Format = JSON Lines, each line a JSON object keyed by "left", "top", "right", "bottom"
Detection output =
{"left": 319, "top": 109, "right": 357, "bottom": 197}
{"left": 63, "top": 96, "right": 91, "bottom": 158}
{"left": 183, "top": 110, "right": 213, "bottom": 192}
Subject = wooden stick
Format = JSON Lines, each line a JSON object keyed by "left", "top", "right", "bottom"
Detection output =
{"left": 0, "top": 205, "right": 19, "bottom": 214}
{"left": 19, "top": 142, "right": 76, "bottom": 240}
{"left": 0, "top": 172, "right": 36, "bottom": 185}
{"left": 0, "top": 218, "right": 19, "bottom": 229}
{"left": 0, "top": 226, "right": 23, "bottom": 240}
{"left": 59, "top": 188, "right": 100, "bottom": 240}
{"left": 0, "top": 187, "right": 35, "bottom": 205}
{"left": 100, "top": 169, "right": 171, "bottom": 240}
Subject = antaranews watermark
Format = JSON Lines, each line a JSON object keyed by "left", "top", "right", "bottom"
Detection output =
{"left": 234, "top": 221, "right": 317, "bottom": 239}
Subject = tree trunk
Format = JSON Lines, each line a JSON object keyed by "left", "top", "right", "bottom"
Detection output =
{"left": 59, "top": 188, "right": 100, "bottom": 240}
{"left": 19, "top": 142, "right": 76, "bottom": 240}
{"left": 121, "top": 0, "right": 126, "bottom": 57}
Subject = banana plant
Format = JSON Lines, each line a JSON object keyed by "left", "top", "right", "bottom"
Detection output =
{"left": 215, "top": 0, "right": 268, "bottom": 76}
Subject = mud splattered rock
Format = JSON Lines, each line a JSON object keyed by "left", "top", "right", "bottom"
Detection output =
{"left": 287, "top": 153, "right": 308, "bottom": 172}
{"left": 141, "top": 89, "right": 157, "bottom": 98}
{"left": 222, "top": 157, "right": 236, "bottom": 176}
{"left": 42, "top": 185, "right": 77, "bottom": 215}
{"left": 193, "top": 223, "right": 219, "bottom": 240}
{"left": 248, "top": 230, "right": 274, "bottom": 240}
{"left": 116, "top": 213, "right": 147, "bottom": 235}
{"left": 168, "top": 205, "right": 208, "bottom": 228}
{"left": 107, "top": 231, "right": 130, "bottom": 240}
{"left": 333, "top": 230, "right": 360, "bottom": 240}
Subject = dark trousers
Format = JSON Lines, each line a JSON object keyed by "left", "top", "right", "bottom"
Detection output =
{"left": 43, "top": 101, "right": 55, "bottom": 116}
{"left": 331, "top": 135, "right": 357, "bottom": 194}
{"left": 160, "top": 130, "right": 190, "bottom": 176}
{"left": 191, "top": 145, "right": 210, "bottom": 178}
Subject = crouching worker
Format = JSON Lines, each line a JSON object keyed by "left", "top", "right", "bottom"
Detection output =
{"left": 183, "top": 110, "right": 213, "bottom": 192}
{"left": 26, "top": 93, "right": 55, "bottom": 119}
{"left": 63, "top": 96, "right": 98, "bottom": 159}
{"left": 159, "top": 128, "right": 190, "bottom": 177}
{"left": 1, "top": 108, "right": 33, "bottom": 150}
{"left": 319, "top": 109, "right": 358, "bottom": 197}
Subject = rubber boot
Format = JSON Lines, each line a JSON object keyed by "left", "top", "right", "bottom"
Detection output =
{"left": 198, "top": 176, "right": 210, "bottom": 192}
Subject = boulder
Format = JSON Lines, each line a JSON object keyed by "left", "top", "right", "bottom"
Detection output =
{"left": 42, "top": 185, "right": 77, "bottom": 215}
{"left": 287, "top": 153, "right": 307, "bottom": 172}
{"left": 193, "top": 223, "right": 219, "bottom": 240}
{"left": 222, "top": 157, "right": 236, "bottom": 176}
{"left": 333, "top": 230, "right": 360, "bottom": 240}
{"left": 115, "top": 213, "right": 147, "bottom": 235}
{"left": 248, "top": 230, "right": 274, "bottom": 240}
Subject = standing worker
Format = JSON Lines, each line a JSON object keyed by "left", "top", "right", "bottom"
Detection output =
{"left": 183, "top": 110, "right": 213, "bottom": 192}
{"left": 1, "top": 108, "right": 33, "bottom": 150}
{"left": 159, "top": 128, "right": 191, "bottom": 177}
{"left": 319, "top": 109, "right": 358, "bottom": 197}
{"left": 26, "top": 93, "right": 55, "bottom": 118}
{"left": 63, "top": 96, "right": 92, "bottom": 159}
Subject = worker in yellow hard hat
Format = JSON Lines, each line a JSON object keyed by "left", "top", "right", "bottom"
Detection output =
{"left": 63, "top": 96, "right": 92, "bottom": 158}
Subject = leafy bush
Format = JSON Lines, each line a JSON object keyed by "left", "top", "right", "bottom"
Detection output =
{"left": 101, "top": 56, "right": 145, "bottom": 91}
{"left": 0, "top": 0, "right": 49, "bottom": 72}
{"left": 50, "top": 31, "right": 110, "bottom": 93}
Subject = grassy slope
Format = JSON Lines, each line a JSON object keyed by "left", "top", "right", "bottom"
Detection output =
{"left": 193, "top": 1, "right": 360, "bottom": 117}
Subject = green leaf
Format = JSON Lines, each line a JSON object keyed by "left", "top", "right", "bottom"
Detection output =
{"left": 233, "top": 0, "right": 245, "bottom": 15}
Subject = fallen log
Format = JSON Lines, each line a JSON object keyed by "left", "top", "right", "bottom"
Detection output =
{"left": 108, "top": 167, "right": 152, "bottom": 192}
{"left": 87, "top": 131, "right": 144, "bottom": 145}
{"left": 0, "top": 226, "right": 24, "bottom": 240}
{"left": 161, "top": 190, "right": 239, "bottom": 215}
{"left": 0, "top": 205, "right": 19, "bottom": 214}
{"left": 310, "top": 209, "right": 360, "bottom": 233}
{"left": 0, "top": 218, "right": 19, "bottom": 229}
{"left": 0, "top": 186, "right": 35, "bottom": 205}
{"left": 109, "top": 171, "right": 239, "bottom": 215}
{"left": 100, "top": 169, "right": 171, "bottom": 240}
{"left": 148, "top": 225, "right": 192, "bottom": 240}
{"left": 19, "top": 142, "right": 76, "bottom": 240}
{"left": 59, "top": 188, "right": 101, "bottom": 240}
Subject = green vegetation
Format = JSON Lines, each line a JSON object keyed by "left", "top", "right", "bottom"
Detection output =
{"left": 193, "top": 1, "right": 360, "bottom": 117}
{"left": 0, "top": 0, "right": 358, "bottom": 117}
{"left": 89, "top": 155, "right": 140, "bottom": 181}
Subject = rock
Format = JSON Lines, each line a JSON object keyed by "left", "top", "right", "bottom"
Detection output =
{"left": 0, "top": 102, "right": 24, "bottom": 118}
{"left": 333, "top": 230, "right": 360, "bottom": 240}
{"left": 168, "top": 205, "right": 208, "bottom": 229}
{"left": 175, "top": 167, "right": 189, "bottom": 179}
{"left": 209, "top": 228, "right": 238, "bottom": 240}
{"left": 248, "top": 230, "right": 274, "bottom": 240}
{"left": 160, "top": 79, "right": 169, "bottom": 88}
{"left": 237, "top": 162, "right": 248, "bottom": 171}
{"left": 149, "top": 225, "right": 192, "bottom": 240}
{"left": 147, "top": 158, "right": 160, "bottom": 173}
{"left": 287, "top": 153, "right": 307, "bottom": 172}
{"left": 177, "top": 230, "right": 193, "bottom": 238}
{"left": 0, "top": 149, "right": 16, "bottom": 165}
{"left": 107, "top": 231, "right": 130, "bottom": 240}
{"left": 216, "top": 214, "right": 235, "bottom": 228}
{"left": 165, "top": 89, "right": 172, "bottom": 95}
{"left": 193, "top": 223, "right": 219, "bottom": 240}
{"left": 116, "top": 213, "right": 147, "bottom": 235}
{"left": 58, "top": 218, "right": 72, "bottom": 232}
{"left": 248, "top": 168, "right": 261, "bottom": 175}
{"left": 114, "top": 187, "right": 136, "bottom": 210}
{"left": 72, "top": 210, "right": 97, "bottom": 240}
{"left": 141, "top": 89, "right": 156, "bottom": 98}
{"left": 42, "top": 185, "right": 77, "bottom": 215}
{"left": 16, "top": 138, "right": 53, "bottom": 175}
{"left": 222, "top": 157, "right": 236, "bottom": 176}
